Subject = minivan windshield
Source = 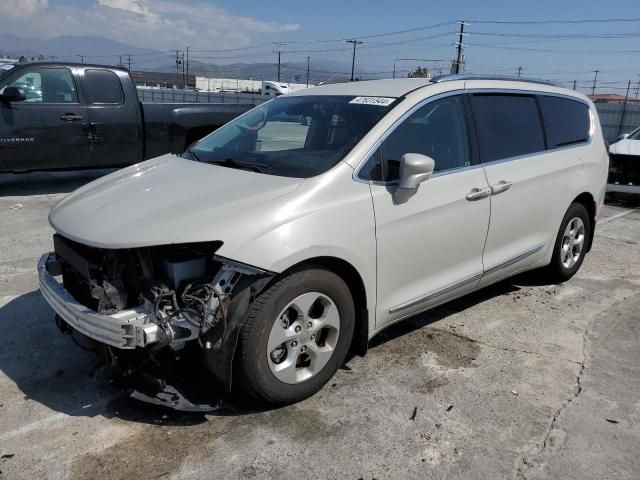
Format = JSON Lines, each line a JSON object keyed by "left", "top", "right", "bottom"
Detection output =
{"left": 628, "top": 127, "right": 640, "bottom": 141}
{"left": 185, "top": 95, "right": 398, "bottom": 178}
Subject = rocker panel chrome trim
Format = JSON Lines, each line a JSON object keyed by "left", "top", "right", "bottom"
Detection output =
{"left": 388, "top": 272, "right": 483, "bottom": 314}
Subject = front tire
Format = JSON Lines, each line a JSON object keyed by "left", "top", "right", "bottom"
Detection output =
{"left": 236, "top": 267, "right": 355, "bottom": 404}
{"left": 543, "top": 202, "right": 591, "bottom": 283}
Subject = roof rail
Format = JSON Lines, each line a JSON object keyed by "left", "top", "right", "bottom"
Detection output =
{"left": 430, "top": 74, "right": 559, "bottom": 87}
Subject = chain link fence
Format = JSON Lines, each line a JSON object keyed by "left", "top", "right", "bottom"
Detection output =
{"left": 137, "top": 87, "right": 267, "bottom": 105}
{"left": 595, "top": 103, "right": 640, "bottom": 143}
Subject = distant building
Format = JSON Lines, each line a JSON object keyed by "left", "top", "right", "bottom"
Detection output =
{"left": 131, "top": 70, "right": 195, "bottom": 89}
{"left": 589, "top": 94, "right": 640, "bottom": 104}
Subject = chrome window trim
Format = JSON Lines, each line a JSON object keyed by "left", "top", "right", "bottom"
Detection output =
{"left": 353, "top": 89, "right": 468, "bottom": 185}
{"left": 354, "top": 87, "right": 595, "bottom": 185}
{"left": 388, "top": 271, "right": 483, "bottom": 314}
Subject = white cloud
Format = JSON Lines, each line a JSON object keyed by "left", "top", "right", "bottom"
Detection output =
{"left": 0, "top": 0, "right": 300, "bottom": 50}
{"left": 1, "top": 0, "right": 48, "bottom": 18}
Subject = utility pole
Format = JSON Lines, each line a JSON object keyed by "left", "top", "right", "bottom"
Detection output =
{"left": 573, "top": 79, "right": 577, "bottom": 90}
{"left": 635, "top": 76, "right": 640, "bottom": 99}
{"left": 516, "top": 66, "right": 523, "bottom": 78}
{"left": 454, "top": 21, "right": 467, "bottom": 74}
{"left": 306, "top": 56, "right": 310, "bottom": 87}
{"left": 126, "top": 54, "right": 131, "bottom": 71}
{"left": 118, "top": 55, "right": 123, "bottom": 67}
{"left": 186, "top": 46, "right": 189, "bottom": 89}
{"left": 393, "top": 61, "right": 396, "bottom": 79}
{"left": 346, "top": 39, "right": 363, "bottom": 81}
{"left": 76, "top": 55, "right": 85, "bottom": 63}
{"left": 591, "top": 70, "right": 599, "bottom": 96}
{"left": 175, "top": 50, "right": 181, "bottom": 89}
{"left": 181, "top": 52, "right": 186, "bottom": 90}
{"left": 273, "top": 43, "right": 285, "bottom": 83}
{"left": 277, "top": 50, "right": 281, "bottom": 82}
{"left": 618, "top": 80, "right": 632, "bottom": 136}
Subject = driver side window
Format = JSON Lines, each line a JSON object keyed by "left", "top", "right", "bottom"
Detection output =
{"left": 361, "top": 95, "right": 471, "bottom": 182}
{"left": 2, "top": 67, "right": 78, "bottom": 103}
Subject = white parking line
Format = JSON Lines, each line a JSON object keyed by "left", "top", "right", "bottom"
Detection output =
{"left": 599, "top": 209, "right": 634, "bottom": 225}
{"left": 0, "top": 412, "right": 68, "bottom": 441}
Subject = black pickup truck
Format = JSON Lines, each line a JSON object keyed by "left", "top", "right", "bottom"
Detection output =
{"left": 0, "top": 62, "right": 254, "bottom": 172}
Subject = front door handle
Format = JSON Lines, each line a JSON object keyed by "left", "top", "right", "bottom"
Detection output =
{"left": 491, "top": 180, "right": 513, "bottom": 195}
{"left": 59, "top": 113, "right": 83, "bottom": 122}
{"left": 465, "top": 187, "right": 492, "bottom": 201}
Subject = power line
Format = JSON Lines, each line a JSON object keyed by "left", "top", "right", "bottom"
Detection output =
{"left": 469, "top": 17, "right": 640, "bottom": 25}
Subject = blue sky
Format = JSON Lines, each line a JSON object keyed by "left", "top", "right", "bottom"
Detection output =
{"left": 1, "top": 0, "right": 639, "bottom": 93}
{"left": 213, "top": 0, "right": 640, "bottom": 90}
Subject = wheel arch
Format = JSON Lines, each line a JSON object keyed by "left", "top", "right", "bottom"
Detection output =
{"left": 571, "top": 192, "right": 596, "bottom": 252}
{"left": 280, "top": 256, "right": 369, "bottom": 357}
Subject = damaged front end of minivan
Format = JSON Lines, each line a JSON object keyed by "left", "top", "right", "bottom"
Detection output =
{"left": 39, "top": 234, "right": 274, "bottom": 393}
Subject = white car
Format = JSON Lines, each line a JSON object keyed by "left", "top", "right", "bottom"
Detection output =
{"left": 608, "top": 126, "right": 640, "bottom": 194}
{"left": 39, "top": 75, "right": 608, "bottom": 404}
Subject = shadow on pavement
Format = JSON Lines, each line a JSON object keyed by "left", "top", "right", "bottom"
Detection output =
{"left": 605, "top": 193, "right": 640, "bottom": 209}
{"left": 0, "top": 170, "right": 114, "bottom": 197}
{"left": 0, "top": 278, "right": 534, "bottom": 427}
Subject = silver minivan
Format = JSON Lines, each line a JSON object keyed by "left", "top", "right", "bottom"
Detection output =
{"left": 40, "top": 75, "right": 608, "bottom": 403}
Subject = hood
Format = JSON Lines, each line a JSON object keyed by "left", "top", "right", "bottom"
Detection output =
{"left": 49, "top": 154, "right": 302, "bottom": 248}
{"left": 609, "top": 139, "right": 640, "bottom": 156}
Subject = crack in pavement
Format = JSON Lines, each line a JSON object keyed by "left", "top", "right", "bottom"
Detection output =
{"left": 512, "top": 285, "right": 639, "bottom": 479}
{"left": 515, "top": 331, "right": 588, "bottom": 480}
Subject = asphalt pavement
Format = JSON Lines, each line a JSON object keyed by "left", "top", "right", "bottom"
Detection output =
{"left": 0, "top": 171, "right": 638, "bottom": 479}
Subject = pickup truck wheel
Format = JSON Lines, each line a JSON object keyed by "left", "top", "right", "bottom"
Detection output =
{"left": 236, "top": 268, "right": 354, "bottom": 404}
{"left": 543, "top": 202, "right": 591, "bottom": 283}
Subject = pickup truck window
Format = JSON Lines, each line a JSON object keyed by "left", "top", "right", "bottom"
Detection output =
{"left": 85, "top": 69, "right": 123, "bottom": 104}
{"left": 188, "top": 95, "right": 398, "bottom": 178}
{"left": 1, "top": 67, "right": 77, "bottom": 103}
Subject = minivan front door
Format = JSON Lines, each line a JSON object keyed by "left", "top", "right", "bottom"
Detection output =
{"left": 366, "top": 94, "right": 490, "bottom": 328}
{"left": 0, "top": 66, "right": 90, "bottom": 172}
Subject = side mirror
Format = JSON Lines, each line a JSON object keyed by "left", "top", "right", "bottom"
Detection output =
{"left": 618, "top": 133, "right": 630, "bottom": 141}
{"left": 0, "top": 86, "right": 27, "bottom": 103}
{"left": 393, "top": 153, "right": 435, "bottom": 204}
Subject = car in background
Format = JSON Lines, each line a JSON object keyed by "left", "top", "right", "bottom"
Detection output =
{"left": 0, "top": 62, "right": 254, "bottom": 172}
{"left": 608, "top": 126, "right": 640, "bottom": 195}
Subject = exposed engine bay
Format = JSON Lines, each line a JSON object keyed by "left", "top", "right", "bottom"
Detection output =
{"left": 46, "top": 234, "right": 274, "bottom": 394}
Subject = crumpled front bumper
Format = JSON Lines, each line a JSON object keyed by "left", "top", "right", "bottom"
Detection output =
{"left": 38, "top": 253, "right": 161, "bottom": 349}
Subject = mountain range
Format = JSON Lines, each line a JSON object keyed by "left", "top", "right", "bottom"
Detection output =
{"left": 0, "top": 34, "right": 384, "bottom": 83}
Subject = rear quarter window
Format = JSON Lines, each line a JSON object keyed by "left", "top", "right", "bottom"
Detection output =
{"left": 538, "top": 96, "right": 590, "bottom": 148}
{"left": 471, "top": 94, "right": 546, "bottom": 163}
{"left": 85, "top": 69, "right": 123, "bottom": 104}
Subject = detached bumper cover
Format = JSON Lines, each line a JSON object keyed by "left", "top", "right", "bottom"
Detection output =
{"left": 38, "top": 253, "right": 160, "bottom": 349}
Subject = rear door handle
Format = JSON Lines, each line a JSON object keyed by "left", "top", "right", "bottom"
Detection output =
{"left": 59, "top": 113, "right": 83, "bottom": 122}
{"left": 491, "top": 180, "right": 513, "bottom": 195}
{"left": 465, "top": 187, "right": 492, "bottom": 201}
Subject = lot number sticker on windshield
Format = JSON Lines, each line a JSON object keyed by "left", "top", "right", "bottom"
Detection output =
{"left": 349, "top": 97, "right": 396, "bottom": 106}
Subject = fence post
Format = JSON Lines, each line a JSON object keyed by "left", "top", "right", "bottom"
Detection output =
{"left": 617, "top": 80, "right": 632, "bottom": 137}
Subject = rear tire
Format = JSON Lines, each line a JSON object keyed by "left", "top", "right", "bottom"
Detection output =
{"left": 542, "top": 202, "right": 591, "bottom": 283}
{"left": 236, "top": 267, "right": 354, "bottom": 404}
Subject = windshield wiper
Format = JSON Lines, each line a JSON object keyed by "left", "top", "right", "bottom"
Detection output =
{"left": 215, "top": 158, "right": 268, "bottom": 173}
{"left": 185, "top": 148, "right": 203, "bottom": 162}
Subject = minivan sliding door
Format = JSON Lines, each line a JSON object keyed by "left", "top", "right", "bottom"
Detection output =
{"left": 469, "top": 93, "right": 570, "bottom": 287}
